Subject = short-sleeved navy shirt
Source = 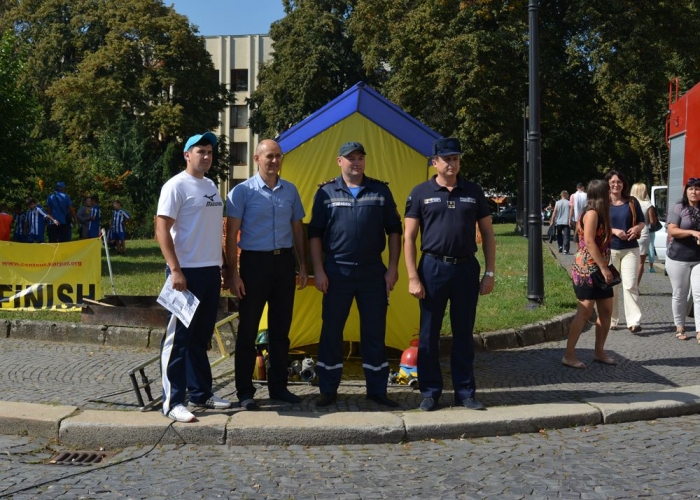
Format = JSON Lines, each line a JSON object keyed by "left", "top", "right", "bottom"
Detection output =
{"left": 307, "top": 175, "right": 402, "bottom": 265}
{"left": 610, "top": 198, "right": 645, "bottom": 250}
{"left": 404, "top": 175, "right": 491, "bottom": 257}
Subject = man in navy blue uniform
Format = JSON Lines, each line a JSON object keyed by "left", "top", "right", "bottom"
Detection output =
{"left": 309, "top": 141, "right": 402, "bottom": 408}
{"left": 404, "top": 137, "right": 496, "bottom": 411}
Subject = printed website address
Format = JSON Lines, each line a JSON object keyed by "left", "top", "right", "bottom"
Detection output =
{"left": 1, "top": 261, "right": 83, "bottom": 267}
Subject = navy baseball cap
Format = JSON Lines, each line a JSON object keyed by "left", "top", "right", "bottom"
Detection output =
{"left": 338, "top": 141, "right": 366, "bottom": 157}
{"left": 56, "top": 181, "right": 66, "bottom": 188}
{"left": 433, "top": 137, "right": 462, "bottom": 156}
{"left": 184, "top": 132, "right": 217, "bottom": 152}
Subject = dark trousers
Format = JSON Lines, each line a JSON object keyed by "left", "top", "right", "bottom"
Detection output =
{"left": 556, "top": 224, "right": 570, "bottom": 252}
{"left": 160, "top": 266, "right": 220, "bottom": 414}
{"left": 316, "top": 261, "right": 389, "bottom": 395}
{"left": 417, "top": 254, "right": 480, "bottom": 402}
{"left": 235, "top": 250, "right": 296, "bottom": 400}
{"left": 48, "top": 223, "right": 71, "bottom": 243}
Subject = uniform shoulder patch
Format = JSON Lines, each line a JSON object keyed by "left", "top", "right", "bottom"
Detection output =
{"left": 317, "top": 178, "right": 337, "bottom": 187}
{"left": 365, "top": 176, "right": 389, "bottom": 185}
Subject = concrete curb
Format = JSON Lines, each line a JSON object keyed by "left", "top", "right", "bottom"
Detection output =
{"left": 3, "top": 386, "right": 699, "bottom": 448}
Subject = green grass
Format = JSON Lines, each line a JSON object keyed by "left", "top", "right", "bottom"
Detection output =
{"left": 470, "top": 224, "right": 576, "bottom": 333}
{"left": 0, "top": 226, "right": 576, "bottom": 332}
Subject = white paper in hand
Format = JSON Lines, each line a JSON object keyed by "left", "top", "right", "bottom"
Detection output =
{"left": 157, "top": 277, "right": 200, "bottom": 328}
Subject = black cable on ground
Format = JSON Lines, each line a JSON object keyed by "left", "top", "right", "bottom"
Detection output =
{"left": 0, "top": 420, "right": 183, "bottom": 498}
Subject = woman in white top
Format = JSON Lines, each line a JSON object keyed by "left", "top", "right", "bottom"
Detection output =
{"left": 630, "top": 183, "right": 654, "bottom": 285}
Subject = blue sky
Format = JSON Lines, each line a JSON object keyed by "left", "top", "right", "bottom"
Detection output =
{"left": 170, "top": 0, "right": 286, "bottom": 36}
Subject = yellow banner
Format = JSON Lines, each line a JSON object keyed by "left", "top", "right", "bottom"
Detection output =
{"left": 0, "top": 239, "right": 102, "bottom": 311}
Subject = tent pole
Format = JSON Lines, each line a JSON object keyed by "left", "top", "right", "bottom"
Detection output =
{"left": 102, "top": 231, "right": 117, "bottom": 295}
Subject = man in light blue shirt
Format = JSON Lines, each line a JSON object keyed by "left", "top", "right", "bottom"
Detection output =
{"left": 226, "top": 139, "right": 308, "bottom": 410}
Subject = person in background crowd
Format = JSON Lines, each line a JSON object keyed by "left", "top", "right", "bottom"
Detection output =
{"left": 404, "top": 137, "right": 495, "bottom": 411}
{"left": 77, "top": 196, "right": 93, "bottom": 239}
{"left": 12, "top": 203, "right": 26, "bottom": 242}
{"left": 111, "top": 200, "right": 131, "bottom": 254}
{"left": 549, "top": 190, "right": 571, "bottom": 254}
{"left": 226, "top": 139, "right": 308, "bottom": 410}
{"left": 88, "top": 194, "right": 101, "bottom": 238}
{"left": 570, "top": 182, "right": 588, "bottom": 243}
{"left": 663, "top": 177, "right": 700, "bottom": 342}
{"left": 26, "top": 198, "right": 58, "bottom": 243}
{"left": 156, "top": 131, "right": 232, "bottom": 423}
{"left": 606, "top": 169, "right": 645, "bottom": 332}
{"left": 630, "top": 183, "right": 657, "bottom": 285}
{"left": 309, "top": 141, "right": 402, "bottom": 408}
{"left": 46, "top": 181, "right": 76, "bottom": 242}
{"left": 563, "top": 179, "right": 616, "bottom": 368}
{"left": 0, "top": 204, "right": 13, "bottom": 241}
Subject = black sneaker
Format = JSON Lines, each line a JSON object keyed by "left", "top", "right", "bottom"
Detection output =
{"left": 420, "top": 397, "right": 439, "bottom": 411}
{"left": 316, "top": 393, "right": 337, "bottom": 407}
{"left": 457, "top": 397, "right": 485, "bottom": 410}
{"left": 239, "top": 398, "right": 258, "bottom": 411}
{"left": 366, "top": 394, "right": 400, "bottom": 408}
{"left": 269, "top": 389, "right": 302, "bottom": 404}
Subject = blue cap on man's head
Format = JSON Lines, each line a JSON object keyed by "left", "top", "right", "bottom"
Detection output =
{"left": 184, "top": 132, "right": 217, "bottom": 153}
{"left": 433, "top": 137, "right": 462, "bottom": 156}
{"left": 338, "top": 141, "right": 366, "bottom": 157}
{"left": 56, "top": 181, "right": 66, "bottom": 189}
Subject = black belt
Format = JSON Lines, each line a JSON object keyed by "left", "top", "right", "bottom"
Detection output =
{"left": 424, "top": 252, "right": 473, "bottom": 264}
{"left": 242, "top": 247, "right": 293, "bottom": 256}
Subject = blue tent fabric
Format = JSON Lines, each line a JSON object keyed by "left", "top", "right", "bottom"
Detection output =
{"left": 276, "top": 81, "right": 442, "bottom": 157}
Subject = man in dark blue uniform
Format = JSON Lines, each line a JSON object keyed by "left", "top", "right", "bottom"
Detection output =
{"left": 308, "top": 141, "right": 402, "bottom": 408}
{"left": 404, "top": 137, "right": 496, "bottom": 411}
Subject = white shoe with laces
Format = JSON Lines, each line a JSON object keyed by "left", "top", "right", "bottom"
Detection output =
{"left": 166, "top": 404, "right": 196, "bottom": 423}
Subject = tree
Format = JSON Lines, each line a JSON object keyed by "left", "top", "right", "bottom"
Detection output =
{"left": 0, "top": 29, "right": 40, "bottom": 197}
{"left": 1, "top": 0, "right": 233, "bottom": 228}
{"left": 248, "top": 0, "right": 375, "bottom": 138}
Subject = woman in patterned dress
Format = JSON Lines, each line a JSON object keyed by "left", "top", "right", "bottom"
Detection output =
{"left": 562, "top": 179, "right": 617, "bottom": 369}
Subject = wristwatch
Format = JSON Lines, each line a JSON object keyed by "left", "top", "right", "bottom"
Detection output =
{"left": 484, "top": 271, "right": 495, "bottom": 278}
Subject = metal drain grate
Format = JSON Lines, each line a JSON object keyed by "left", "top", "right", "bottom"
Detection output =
{"left": 49, "top": 451, "right": 109, "bottom": 466}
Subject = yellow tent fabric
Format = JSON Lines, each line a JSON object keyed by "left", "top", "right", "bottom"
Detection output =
{"left": 259, "top": 112, "right": 433, "bottom": 351}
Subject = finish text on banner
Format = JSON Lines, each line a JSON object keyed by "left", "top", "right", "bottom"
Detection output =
{"left": 0, "top": 239, "right": 102, "bottom": 310}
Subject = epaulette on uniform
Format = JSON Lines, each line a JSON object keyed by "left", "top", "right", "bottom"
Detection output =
{"left": 365, "top": 176, "right": 389, "bottom": 185}
{"left": 317, "top": 178, "right": 337, "bottom": 187}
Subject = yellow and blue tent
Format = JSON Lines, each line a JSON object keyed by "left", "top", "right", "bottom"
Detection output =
{"left": 263, "top": 81, "right": 442, "bottom": 351}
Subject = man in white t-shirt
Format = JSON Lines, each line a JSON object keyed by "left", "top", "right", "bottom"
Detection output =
{"left": 155, "top": 132, "right": 232, "bottom": 423}
{"left": 570, "top": 182, "right": 588, "bottom": 242}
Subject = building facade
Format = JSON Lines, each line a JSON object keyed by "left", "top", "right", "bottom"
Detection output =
{"left": 204, "top": 35, "right": 273, "bottom": 194}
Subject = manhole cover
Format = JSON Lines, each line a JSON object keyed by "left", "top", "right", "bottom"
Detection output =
{"left": 49, "top": 451, "right": 110, "bottom": 466}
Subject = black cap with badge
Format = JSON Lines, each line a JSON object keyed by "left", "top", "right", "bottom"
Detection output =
{"left": 433, "top": 137, "right": 462, "bottom": 156}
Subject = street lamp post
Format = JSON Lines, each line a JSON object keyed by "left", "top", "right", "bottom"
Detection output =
{"left": 526, "top": 0, "right": 544, "bottom": 308}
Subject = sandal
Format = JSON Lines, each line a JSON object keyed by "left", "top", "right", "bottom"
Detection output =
{"left": 676, "top": 330, "right": 689, "bottom": 341}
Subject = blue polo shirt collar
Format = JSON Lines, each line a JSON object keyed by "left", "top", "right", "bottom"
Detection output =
{"left": 429, "top": 174, "right": 466, "bottom": 191}
{"left": 253, "top": 172, "right": 281, "bottom": 191}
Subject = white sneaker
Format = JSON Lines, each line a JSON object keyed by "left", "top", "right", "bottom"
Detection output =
{"left": 166, "top": 404, "right": 196, "bottom": 422}
{"left": 201, "top": 394, "right": 233, "bottom": 409}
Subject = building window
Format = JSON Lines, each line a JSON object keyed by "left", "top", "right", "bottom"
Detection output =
{"left": 231, "top": 69, "right": 248, "bottom": 92}
{"left": 231, "top": 105, "right": 248, "bottom": 128}
{"left": 232, "top": 142, "right": 247, "bottom": 165}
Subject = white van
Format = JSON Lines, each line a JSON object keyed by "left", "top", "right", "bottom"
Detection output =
{"left": 650, "top": 185, "right": 668, "bottom": 261}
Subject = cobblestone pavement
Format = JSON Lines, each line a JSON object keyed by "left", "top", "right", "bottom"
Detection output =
{"left": 2, "top": 414, "right": 700, "bottom": 498}
{"left": 0, "top": 240, "right": 696, "bottom": 413}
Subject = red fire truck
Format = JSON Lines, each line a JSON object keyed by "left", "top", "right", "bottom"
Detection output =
{"left": 651, "top": 78, "right": 700, "bottom": 260}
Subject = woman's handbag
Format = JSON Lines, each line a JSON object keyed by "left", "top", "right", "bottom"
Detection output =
{"left": 648, "top": 205, "right": 662, "bottom": 232}
{"left": 592, "top": 264, "right": 621, "bottom": 289}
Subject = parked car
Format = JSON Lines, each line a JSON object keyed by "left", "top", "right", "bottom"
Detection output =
{"left": 492, "top": 206, "right": 518, "bottom": 224}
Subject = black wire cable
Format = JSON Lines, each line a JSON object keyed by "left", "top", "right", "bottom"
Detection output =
{"left": 0, "top": 420, "right": 182, "bottom": 498}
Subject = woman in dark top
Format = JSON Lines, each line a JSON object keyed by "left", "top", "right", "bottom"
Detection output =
{"left": 664, "top": 177, "right": 700, "bottom": 342}
{"left": 606, "top": 170, "right": 645, "bottom": 333}
{"left": 563, "top": 179, "right": 616, "bottom": 368}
